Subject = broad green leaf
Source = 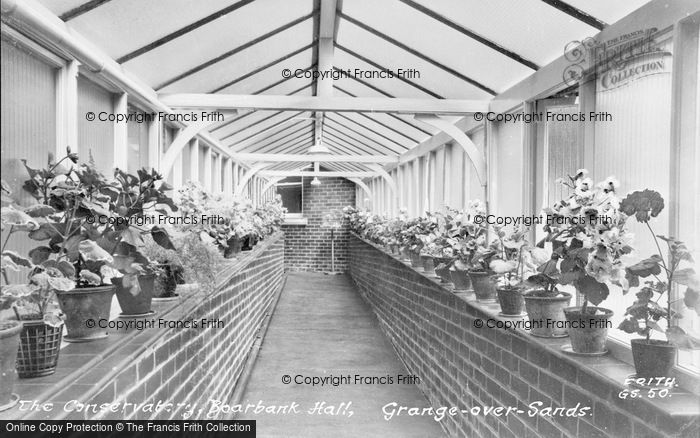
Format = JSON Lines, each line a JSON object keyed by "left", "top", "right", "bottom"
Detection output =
{"left": 3, "top": 250, "right": 33, "bottom": 268}
{"left": 576, "top": 275, "right": 609, "bottom": 305}
{"left": 672, "top": 268, "right": 700, "bottom": 288}
{"left": 28, "top": 246, "right": 52, "bottom": 264}
{"left": 79, "top": 270, "right": 102, "bottom": 286}
{"left": 47, "top": 276, "right": 75, "bottom": 292}
{"left": 1, "top": 206, "right": 39, "bottom": 230}
{"left": 78, "top": 240, "right": 113, "bottom": 262}
{"left": 28, "top": 223, "right": 59, "bottom": 241}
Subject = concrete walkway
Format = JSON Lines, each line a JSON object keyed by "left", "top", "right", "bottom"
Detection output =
{"left": 238, "top": 272, "right": 445, "bottom": 438}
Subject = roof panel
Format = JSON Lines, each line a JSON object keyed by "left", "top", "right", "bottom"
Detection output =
{"left": 59, "top": 0, "right": 255, "bottom": 58}
{"left": 127, "top": 18, "right": 314, "bottom": 91}
{"left": 406, "top": 0, "right": 600, "bottom": 68}
{"left": 336, "top": 20, "right": 493, "bottom": 99}
{"left": 339, "top": 0, "right": 533, "bottom": 94}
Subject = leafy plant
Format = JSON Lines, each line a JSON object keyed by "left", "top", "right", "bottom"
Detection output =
{"left": 532, "top": 170, "right": 632, "bottom": 310}
{"left": 18, "top": 149, "right": 176, "bottom": 295}
{"left": 489, "top": 224, "right": 535, "bottom": 288}
{"left": 618, "top": 190, "right": 700, "bottom": 349}
{"left": 1, "top": 181, "right": 73, "bottom": 326}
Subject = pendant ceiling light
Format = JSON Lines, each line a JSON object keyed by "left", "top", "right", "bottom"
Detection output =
{"left": 307, "top": 139, "right": 331, "bottom": 154}
{"left": 310, "top": 177, "right": 322, "bottom": 186}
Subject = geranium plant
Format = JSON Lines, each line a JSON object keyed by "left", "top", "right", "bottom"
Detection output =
{"left": 618, "top": 189, "right": 700, "bottom": 348}
{"left": 531, "top": 170, "right": 633, "bottom": 311}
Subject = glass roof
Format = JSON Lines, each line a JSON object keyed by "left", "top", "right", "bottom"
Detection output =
{"left": 37, "top": 0, "right": 652, "bottom": 162}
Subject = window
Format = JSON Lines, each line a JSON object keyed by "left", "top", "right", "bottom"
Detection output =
{"left": 126, "top": 104, "right": 149, "bottom": 173}
{"left": 77, "top": 76, "right": 114, "bottom": 175}
{"left": 276, "top": 177, "right": 303, "bottom": 214}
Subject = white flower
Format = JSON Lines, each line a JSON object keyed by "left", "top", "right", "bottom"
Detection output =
{"left": 597, "top": 176, "right": 620, "bottom": 193}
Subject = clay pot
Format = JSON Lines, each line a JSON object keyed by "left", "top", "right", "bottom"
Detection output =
{"left": 433, "top": 258, "right": 453, "bottom": 284}
{"left": 113, "top": 274, "right": 155, "bottom": 317}
{"left": 469, "top": 271, "right": 497, "bottom": 302}
{"left": 450, "top": 270, "right": 471, "bottom": 292}
{"left": 224, "top": 236, "right": 242, "bottom": 258}
{"left": 497, "top": 288, "right": 525, "bottom": 315}
{"left": 564, "top": 307, "right": 614, "bottom": 354}
{"left": 631, "top": 339, "right": 677, "bottom": 378}
{"left": 0, "top": 321, "right": 21, "bottom": 411}
{"left": 420, "top": 255, "right": 436, "bottom": 276}
{"left": 56, "top": 285, "right": 115, "bottom": 342}
{"left": 523, "top": 291, "right": 572, "bottom": 338}
{"left": 410, "top": 251, "right": 423, "bottom": 271}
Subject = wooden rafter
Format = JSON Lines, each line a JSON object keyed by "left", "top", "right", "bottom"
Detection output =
{"left": 118, "top": 0, "right": 258, "bottom": 64}
{"left": 159, "top": 94, "right": 489, "bottom": 114}
{"left": 153, "top": 12, "right": 315, "bottom": 89}
{"left": 397, "top": 0, "right": 539, "bottom": 70}
{"left": 540, "top": 0, "right": 607, "bottom": 31}
{"left": 60, "top": 0, "right": 113, "bottom": 21}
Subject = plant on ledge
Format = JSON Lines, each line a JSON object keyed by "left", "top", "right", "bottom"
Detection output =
{"left": 489, "top": 224, "right": 536, "bottom": 313}
{"left": 1, "top": 180, "right": 74, "bottom": 377}
{"left": 529, "top": 170, "right": 632, "bottom": 349}
{"left": 617, "top": 189, "right": 700, "bottom": 377}
{"left": 19, "top": 149, "right": 177, "bottom": 339}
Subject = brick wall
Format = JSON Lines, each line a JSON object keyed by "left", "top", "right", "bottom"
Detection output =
{"left": 348, "top": 235, "right": 699, "bottom": 438}
{"left": 21, "top": 233, "right": 285, "bottom": 421}
{"left": 282, "top": 177, "right": 355, "bottom": 272}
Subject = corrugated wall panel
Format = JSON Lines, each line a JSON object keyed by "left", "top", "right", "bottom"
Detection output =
{"left": 77, "top": 76, "right": 114, "bottom": 174}
{"left": 1, "top": 39, "right": 57, "bottom": 286}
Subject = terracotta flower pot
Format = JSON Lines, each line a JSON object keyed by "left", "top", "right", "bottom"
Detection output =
{"left": 410, "top": 251, "right": 423, "bottom": 271}
{"left": 224, "top": 236, "right": 242, "bottom": 258}
{"left": 16, "top": 318, "right": 63, "bottom": 378}
{"left": 56, "top": 285, "right": 115, "bottom": 342}
{"left": 631, "top": 339, "right": 677, "bottom": 378}
{"left": 0, "top": 321, "right": 22, "bottom": 411}
{"left": 450, "top": 270, "right": 471, "bottom": 292}
{"left": 420, "top": 255, "right": 436, "bottom": 276}
{"left": 564, "top": 307, "right": 614, "bottom": 354}
{"left": 469, "top": 271, "right": 497, "bottom": 302}
{"left": 113, "top": 274, "right": 155, "bottom": 317}
{"left": 497, "top": 288, "right": 525, "bottom": 316}
{"left": 523, "top": 291, "right": 572, "bottom": 338}
{"left": 433, "top": 257, "right": 453, "bottom": 284}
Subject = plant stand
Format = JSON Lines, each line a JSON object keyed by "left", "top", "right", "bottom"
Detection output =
{"left": 325, "top": 228, "right": 342, "bottom": 276}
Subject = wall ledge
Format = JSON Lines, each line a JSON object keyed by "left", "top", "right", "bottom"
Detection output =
{"left": 349, "top": 233, "right": 700, "bottom": 435}
{"left": 0, "top": 232, "right": 285, "bottom": 421}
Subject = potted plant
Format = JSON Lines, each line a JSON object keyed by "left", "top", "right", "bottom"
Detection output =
{"left": 490, "top": 224, "right": 533, "bottom": 314}
{"left": 445, "top": 203, "right": 488, "bottom": 293}
{"left": 618, "top": 189, "right": 700, "bottom": 377}
{"left": 107, "top": 168, "right": 177, "bottom": 316}
{"left": 542, "top": 171, "right": 631, "bottom": 352}
{"left": 1, "top": 195, "right": 72, "bottom": 377}
{"left": 141, "top": 235, "right": 183, "bottom": 300}
{"left": 20, "top": 150, "right": 175, "bottom": 338}
{"left": 469, "top": 245, "right": 499, "bottom": 302}
{"left": 525, "top": 252, "right": 573, "bottom": 338}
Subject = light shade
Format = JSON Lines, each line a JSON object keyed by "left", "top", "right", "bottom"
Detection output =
{"left": 307, "top": 141, "right": 331, "bottom": 154}
{"left": 310, "top": 177, "right": 322, "bottom": 186}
